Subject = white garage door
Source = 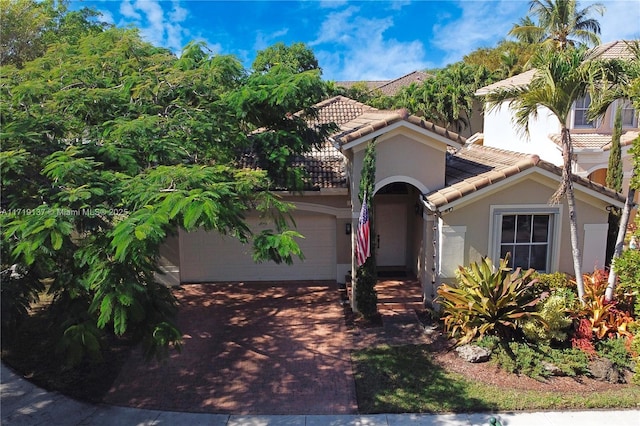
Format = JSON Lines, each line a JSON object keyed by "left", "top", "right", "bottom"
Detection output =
{"left": 179, "top": 214, "right": 336, "bottom": 282}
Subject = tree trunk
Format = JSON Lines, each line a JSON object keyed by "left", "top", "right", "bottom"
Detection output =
{"left": 605, "top": 173, "right": 636, "bottom": 302}
{"left": 560, "top": 128, "right": 585, "bottom": 301}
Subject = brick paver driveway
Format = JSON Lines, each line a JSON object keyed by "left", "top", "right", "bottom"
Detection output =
{"left": 104, "top": 281, "right": 358, "bottom": 415}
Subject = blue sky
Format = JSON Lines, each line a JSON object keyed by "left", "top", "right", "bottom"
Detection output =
{"left": 70, "top": 1, "right": 640, "bottom": 81}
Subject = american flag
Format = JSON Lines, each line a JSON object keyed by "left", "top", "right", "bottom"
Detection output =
{"left": 356, "top": 199, "right": 370, "bottom": 267}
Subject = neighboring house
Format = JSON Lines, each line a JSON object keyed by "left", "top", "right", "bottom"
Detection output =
{"left": 474, "top": 40, "right": 639, "bottom": 207}
{"left": 160, "top": 95, "right": 623, "bottom": 307}
{"left": 336, "top": 70, "right": 431, "bottom": 96}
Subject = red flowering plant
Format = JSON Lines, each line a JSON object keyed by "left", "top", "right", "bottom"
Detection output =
{"left": 570, "top": 269, "right": 635, "bottom": 355}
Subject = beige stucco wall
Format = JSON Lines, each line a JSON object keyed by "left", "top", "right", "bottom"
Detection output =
{"left": 350, "top": 129, "right": 447, "bottom": 203}
{"left": 433, "top": 175, "right": 611, "bottom": 278}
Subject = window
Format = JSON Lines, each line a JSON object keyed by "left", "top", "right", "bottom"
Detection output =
{"left": 572, "top": 94, "right": 596, "bottom": 128}
{"left": 490, "top": 206, "right": 561, "bottom": 273}
{"left": 617, "top": 99, "right": 639, "bottom": 128}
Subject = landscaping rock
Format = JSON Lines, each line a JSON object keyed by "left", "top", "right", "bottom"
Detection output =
{"left": 589, "top": 357, "right": 623, "bottom": 383}
{"left": 541, "top": 361, "right": 565, "bottom": 376}
{"left": 455, "top": 344, "right": 491, "bottom": 363}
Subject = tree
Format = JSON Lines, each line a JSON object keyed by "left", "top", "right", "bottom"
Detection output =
{"left": 509, "top": 0, "right": 605, "bottom": 50}
{"left": 1, "top": 26, "right": 330, "bottom": 364}
{"left": 252, "top": 42, "right": 319, "bottom": 74}
{"left": 485, "top": 48, "right": 595, "bottom": 301}
{"left": 464, "top": 40, "right": 537, "bottom": 79}
{"left": 354, "top": 139, "right": 378, "bottom": 319}
{"left": 393, "top": 63, "right": 494, "bottom": 134}
{"left": 605, "top": 106, "right": 623, "bottom": 265}
{"left": 588, "top": 41, "right": 640, "bottom": 300}
{"left": 0, "top": 0, "right": 106, "bottom": 67}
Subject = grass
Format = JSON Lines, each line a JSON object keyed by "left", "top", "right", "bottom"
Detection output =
{"left": 352, "top": 344, "right": 640, "bottom": 413}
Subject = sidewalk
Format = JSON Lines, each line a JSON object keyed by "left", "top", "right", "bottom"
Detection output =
{"left": 2, "top": 363, "right": 639, "bottom": 426}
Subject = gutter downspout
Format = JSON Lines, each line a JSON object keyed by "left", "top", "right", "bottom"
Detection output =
{"left": 422, "top": 198, "right": 441, "bottom": 308}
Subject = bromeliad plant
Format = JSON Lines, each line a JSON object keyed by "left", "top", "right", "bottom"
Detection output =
{"left": 437, "top": 255, "right": 545, "bottom": 346}
{"left": 573, "top": 269, "right": 634, "bottom": 341}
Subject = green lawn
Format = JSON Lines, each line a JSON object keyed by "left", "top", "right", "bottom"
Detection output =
{"left": 352, "top": 344, "right": 640, "bottom": 413}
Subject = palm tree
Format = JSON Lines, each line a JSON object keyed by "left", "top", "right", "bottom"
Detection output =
{"left": 485, "top": 48, "right": 595, "bottom": 301}
{"left": 589, "top": 41, "right": 640, "bottom": 300}
{"left": 509, "top": 0, "right": 605, "bottom": 50}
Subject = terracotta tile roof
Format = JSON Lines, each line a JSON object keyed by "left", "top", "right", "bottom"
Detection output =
{"left": 475, "top": 69, "right": 537, "bottom": 95}
{"left": 335, "top": 81, "right": 388, "bottom": 91}
{"left": 376, "top": 71, "right": 432, "bottom": 96}
{"left": 549, "top": 130, "right": 639, "bottom": 151}
{"left": 305, "top": 96, "right": 377, "bottom": 128}
{"left": 335, "top": 71, "right": 432, "bottom": 96}
{"left": 585, "top": 40, "right": 637, "bottom": 61}
{"left": 307, "top": 96, "right": 466, "bottom": 146}
{"left": 424, "top": 144, "right": 624, "bottom": 209}
{"left": 290, "top": 140, "right": 347, "bottom": 190}
{"left": 238, "top": 139, "right": 346, "bottom": 191}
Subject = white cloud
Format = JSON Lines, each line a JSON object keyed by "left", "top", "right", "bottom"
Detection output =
{"left": 119, "top": 0, "right": 141, "bottom": 20}
{"left": 253, "top": 28, "right": 290, "bottom": 52}
{"left": 116, "top": 0, "right": 189, "bottom": 53}
{"left": 586, "top": 0, "right": 640, "bottom": 42}
{"left": 311, "top": 6, "right": 434, "bottom": 80}
{"left": 96, "top": 9, "right": 115, "bottom": 26}
{"left": 431, "top": 0, "right": 528, "bottom": 67}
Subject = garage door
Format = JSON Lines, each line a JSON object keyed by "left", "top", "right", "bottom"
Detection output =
{"left": 179, "top": 213, "right": 336, "bottom": 282}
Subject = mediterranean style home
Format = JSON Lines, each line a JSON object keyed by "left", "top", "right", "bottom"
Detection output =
{"left": 160, "top": 95, "right": 624, "bottom": 307}
{"left": 474, "top": 40, "right": 639, "bottom": 205}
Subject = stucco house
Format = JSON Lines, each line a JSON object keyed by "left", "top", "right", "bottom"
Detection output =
{"left": 474, "top": 40, "right": 639, "bottom": 205}
{"left": 160, "top": 95, "right": 624, "bottom": 307}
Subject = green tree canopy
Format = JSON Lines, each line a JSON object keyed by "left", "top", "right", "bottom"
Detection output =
{"left": 0, "top": 0, "right": 107, "bottom": 67}
{"left": 252, "top": 41, "right": 320, "bottom": 74}
{"left": 509, "top": 0, "right": 605, "bottom": 50}
{"left": 1, "top": 25, "right": 330, "bottom": 364}
{"left": 484, "top": 47, "right": 596, "bottom": 301}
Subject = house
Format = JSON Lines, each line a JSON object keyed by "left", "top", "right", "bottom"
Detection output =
{"left": 474, "top": 40, "right": 639, "bottom": 208}
{"left": 336, "top": 70, "right": 431, "bottom": 96}
{"left": 160, "top": 95, "right": 624, "bottom": 307}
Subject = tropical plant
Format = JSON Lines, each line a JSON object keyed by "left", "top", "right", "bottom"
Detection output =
{"left": 588, "top": 41, "right": 640, "bottom": 300}
{"left": 573, "top": 269, "right": 634, "bottom": 341}
{"left": 484, "top": 47, "right": 595, "bottom": 301}
{"left": 392, "top": 63, "right": 493, "bottom": 134}
{"left": 437, "top": 255, "right": 544, "bottom": 345}
{"left": 522, "top": 288, "right": 574, "bottom": 344}
{"left": 509, "top": 0, "right": 605, "bottom": 50}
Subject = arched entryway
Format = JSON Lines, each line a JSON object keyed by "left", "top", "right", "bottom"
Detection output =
{"left": 370, "top": 182, "right": 426, "bottom": 313}
{"left": 373, "top": 182, "right": 423, "bottom": 278}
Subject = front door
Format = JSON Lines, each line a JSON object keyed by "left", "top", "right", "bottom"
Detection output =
{"left": 375, "top": 203, "right": 407, "bottom": 267}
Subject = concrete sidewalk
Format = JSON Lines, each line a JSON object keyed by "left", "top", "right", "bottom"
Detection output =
{"left": 2, "top": 363, "right": 639, "bottom": 426}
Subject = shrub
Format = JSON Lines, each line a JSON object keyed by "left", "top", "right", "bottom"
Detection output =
{"left": 532, "top": 271, "right": 573, "bottom": 293}
{"left": 596, "top": 338, "right": 634, "bottom": 371}
{"left": 491, "top": 341, "right": 589, "bottom": 379}
{"left": 631, "top": 333, "right": 640, "bottom": 385}
{"left": 614, "top": 247, "right": 640, "bottom": 318}
{"left": 355, "top": 257, "right": 378, "bottom": 320}
{"left": 522, "top": 288, "right": 574, "bottom": 344}
{"left": 437, "top": 255, "right": 544, "bottom": 345}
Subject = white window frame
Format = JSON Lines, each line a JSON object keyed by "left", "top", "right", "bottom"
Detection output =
{"left": 611, "top": 99, "right": 639, "bottom": 129}
{"left": 571, "top": 94, "right": 597, "bottom": 129}
{"left": 488, "top": 205, "right": 563, "bottom": 273}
